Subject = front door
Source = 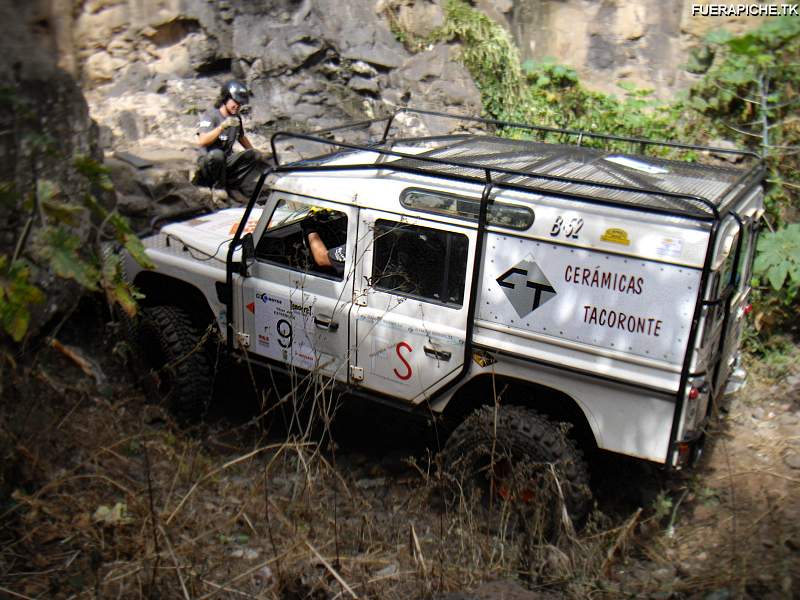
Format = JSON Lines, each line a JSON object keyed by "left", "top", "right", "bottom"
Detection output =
{"left": 352, "top": 210, "right": 476, "bottom": 403}
{"left": 238, "top": 193, "right": 357, "bottom": 382}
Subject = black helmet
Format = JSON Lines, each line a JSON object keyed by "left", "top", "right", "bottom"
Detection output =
{"left": 223, "top": 79, "right": 250, "bottom": 105}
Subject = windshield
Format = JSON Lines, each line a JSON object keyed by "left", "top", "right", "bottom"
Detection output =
{"left": 266, "top": 200, "right": 313, "bottom": 230}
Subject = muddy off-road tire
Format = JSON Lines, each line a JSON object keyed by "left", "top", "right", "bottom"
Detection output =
{"left": 136, "top": 305, "right": 213, "bottom": 421}
{"left": 441, "top": 405, "right": 591, "bottom": 532}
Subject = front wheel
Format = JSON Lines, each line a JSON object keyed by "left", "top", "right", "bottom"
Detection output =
{"left": 136, "top": 305, "right": 213, "bottom": 422}
{"left": 441, "top": 405, "right": 591, "bottom": 535}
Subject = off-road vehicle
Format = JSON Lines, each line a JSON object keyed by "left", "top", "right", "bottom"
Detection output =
{"left": 123, "top": 109, "right": 764, "bottom": 521}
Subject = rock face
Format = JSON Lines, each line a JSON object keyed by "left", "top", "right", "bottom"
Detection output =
{"left": 62, "top": 0, "right": 480, "bottom": 132}
{"left": 0, "top": 0, "right": 109, "bottom": 335}
{"left": 51, "top": 0, "right": 481, "bottom": 223}
{"left": 482, "top": 0, "right": 771, "bottom": 98}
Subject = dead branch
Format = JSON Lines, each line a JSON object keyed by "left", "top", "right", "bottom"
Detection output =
{"left": 601, "top": 507, "right": 642, "bottom": 576}
{"left": 159, "top": 525, "right": 191, "bottom": 600}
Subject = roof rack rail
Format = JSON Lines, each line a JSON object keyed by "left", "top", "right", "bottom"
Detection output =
{"left": 268, "top": 108, "right": 764, "bottom": 221}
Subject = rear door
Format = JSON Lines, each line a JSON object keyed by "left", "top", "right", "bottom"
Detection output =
{"left": 352, "top": 210, "right": 476, "bottom": 403}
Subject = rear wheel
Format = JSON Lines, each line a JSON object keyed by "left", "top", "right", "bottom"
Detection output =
{"left": 136, "top": 305, "right": 213, "bottom": 422}
{"left": 441, "top": 405, "right": 591, "bottom": 536}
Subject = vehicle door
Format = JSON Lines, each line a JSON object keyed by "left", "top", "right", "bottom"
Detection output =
{"left": 690, "top": 213, "right": 751, "bottom": 397}
{"left": 714, "top": 215, "right": 757, "bottom": 391}
{"left": 352, "top": 210, "right": 476, "bottom": 403}
{"left": 237, "top": 193, "right": 357, "bottom": 382}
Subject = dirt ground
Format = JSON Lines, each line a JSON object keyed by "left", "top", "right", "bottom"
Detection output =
{"left": 1, "top": 300, "right": 798, "bottom": 599}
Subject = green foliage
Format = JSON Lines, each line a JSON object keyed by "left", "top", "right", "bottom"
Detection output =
{"left": 690, "top": 17, "right": 800, "bottom": 223}
{"left": 0, "top": 256, "right": 44, "bottom": 342}
{"left": 436, "top": 1, "right": 685, "bottom": 152}
{"left": 0, "top": 149, "right": 149, "bottom": 341}
{"left": 753, "top": 224, "right": 800, "bottom": 296}
{"left": 435, "top": 0, "right": 525, "bottom": 120}
{"left": 34, "top": 226, "right": 100, "bottom": 290}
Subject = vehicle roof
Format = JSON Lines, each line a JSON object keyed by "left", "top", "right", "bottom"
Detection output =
{"left": 271, "top": 133, "right": 763, "bottom": 220}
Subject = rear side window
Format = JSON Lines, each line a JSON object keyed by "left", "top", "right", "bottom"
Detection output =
{"left": 401, "top": 189, "right": 534, "bottom": 230}
{"left": 371, "top": 220, "right": 468, "bottom": 307}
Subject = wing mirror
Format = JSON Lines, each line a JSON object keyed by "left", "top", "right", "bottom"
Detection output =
{"left": 240, "top": 233, "right": 255, "bottom": 276}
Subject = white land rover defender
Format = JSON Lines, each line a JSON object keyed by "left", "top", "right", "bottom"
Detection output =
{"left": 123, "top": 109, "right": 764, "bottom": 521}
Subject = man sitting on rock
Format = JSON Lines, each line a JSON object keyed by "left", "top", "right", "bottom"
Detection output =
{"left": 194, "top": 79, "right": 262, "bottom": 202}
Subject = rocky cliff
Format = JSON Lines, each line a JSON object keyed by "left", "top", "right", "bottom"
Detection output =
{"left": 480, "top": 0, "right": 771, "bottom": 98}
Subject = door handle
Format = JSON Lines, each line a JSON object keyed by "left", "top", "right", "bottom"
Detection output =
{"left": 424, "top": 346, "right": 451, "bottom": 361}
{"left": 313, "top": 315, "right": 339, "bottom": 332}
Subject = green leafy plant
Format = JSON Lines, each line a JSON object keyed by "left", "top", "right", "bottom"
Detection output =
{"left": 753, "top": 224, "right": 800, "bottom": 296}
{"left": 0, "top": 151, "right": 152, "bottom": 342}
{"left": 0, "top": 256, "right": 45, "bottom": 342}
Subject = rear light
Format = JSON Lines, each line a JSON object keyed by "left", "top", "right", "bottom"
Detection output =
{"left": 688, "top": 386, "right": 700, "bottom": 400}
{"left": 676, "top": 442, "right": 691, "bottom": 467}
{"left": 743, "top": 304, "right": 753, "bottom": 316}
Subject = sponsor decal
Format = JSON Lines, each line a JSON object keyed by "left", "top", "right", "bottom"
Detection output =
{"left": 246, "top": 302, "right": 255, "bottom": 314}
{"left": 655, "top": 237, "right": 684, "bottom": 258}
{"left": 600, "top": 228, "right": 631, "bottom": 246}
{"left": 472, "top": 350, "right": 497, "bottom": 368}
{"left": 228, "top": 219, "right": 259, "bottom": 236}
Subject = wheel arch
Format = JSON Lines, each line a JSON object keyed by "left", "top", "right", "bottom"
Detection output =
{"left": 133, "top": 271, "right": 218, "bottom": 331}
{"left": 443, "top": 374, "right": 599, "bottom": 454}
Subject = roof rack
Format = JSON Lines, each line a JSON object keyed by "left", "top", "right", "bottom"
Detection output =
{"left": 269, "top": 108, "right": 764, "bottom": 221}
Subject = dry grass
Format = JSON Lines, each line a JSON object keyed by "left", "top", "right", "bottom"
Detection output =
{"left": 1, "top": 313, "right": 798, "bottom": 599}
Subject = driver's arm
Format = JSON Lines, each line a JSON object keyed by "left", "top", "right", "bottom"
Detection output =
{"left": 307, "top": 232, "right": 333, "bottom": 268}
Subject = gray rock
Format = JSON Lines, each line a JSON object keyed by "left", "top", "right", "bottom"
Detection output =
{"left": 116, "top": 110, "right": 141, "bottom": 141}
{"left": 782, "top": 451, "right": 800, "bottom": 470}
{"left": 389, "top": 45, "right": 481, "bottom": 129}
{"left": 349, "top": 75, "right": 379, "bottom": 95}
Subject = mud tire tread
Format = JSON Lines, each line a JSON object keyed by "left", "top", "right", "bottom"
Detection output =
{"left": 442, "top": 405, "right": 592, "bottom": 523}
{"left": 137, "top": 305, "right": 212, "bottom": 422}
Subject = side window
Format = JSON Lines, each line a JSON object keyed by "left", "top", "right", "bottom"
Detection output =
{"left": 371, "top": 219, "right": 468, "bottom": 307}
{"left": 736, "top": 222, "right": 756, "bottom": 290}
{"left": 719, "top": 230, "right": 741, "bottom": 292}
{"left": 255, "top": 199, "right": 348, "bottom": 280}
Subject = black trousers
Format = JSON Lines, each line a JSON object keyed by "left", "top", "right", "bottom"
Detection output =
{"left": 196, "top": 149, "right": 261, "bottom": 199}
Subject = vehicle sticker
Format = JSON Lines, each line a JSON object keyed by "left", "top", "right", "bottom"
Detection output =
{"left": 472, "top": 350, "right": 497, "bottom": 368}
{"left": 481, "top": 238, "right": 701, "bottom": 362}
{"left": 496, "top": 257, "right": 557, "bottom": 317}
{"left": 253, "top": 290, "right": 316, "bottom": 370}
{"left": 655, "top": 237, "right": 684, "bottom": 258}
{"left": 393, "top": 342, "right": 413, "bottom": 380}
{"left": 228, "top": 218, "right": 259, "bottom": 236}
{"left": 187, "top": 218, "right": 211, "bottom": 227}
{"left": 549, "top": 215, "right": 584, "bottom": 240}
{"left": 600, "top": 228, "right": 631, "bottom": 246}
{"left": 369, "top": 337, "right": 414, "bottom": 382}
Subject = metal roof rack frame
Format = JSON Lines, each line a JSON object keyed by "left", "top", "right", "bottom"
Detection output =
{"left": 269, "top": 107, "right": 765, "bottom": 222}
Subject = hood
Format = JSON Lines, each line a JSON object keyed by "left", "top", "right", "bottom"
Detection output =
{"left": 159, "top": 208, "right": 264, "bottom": 263}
